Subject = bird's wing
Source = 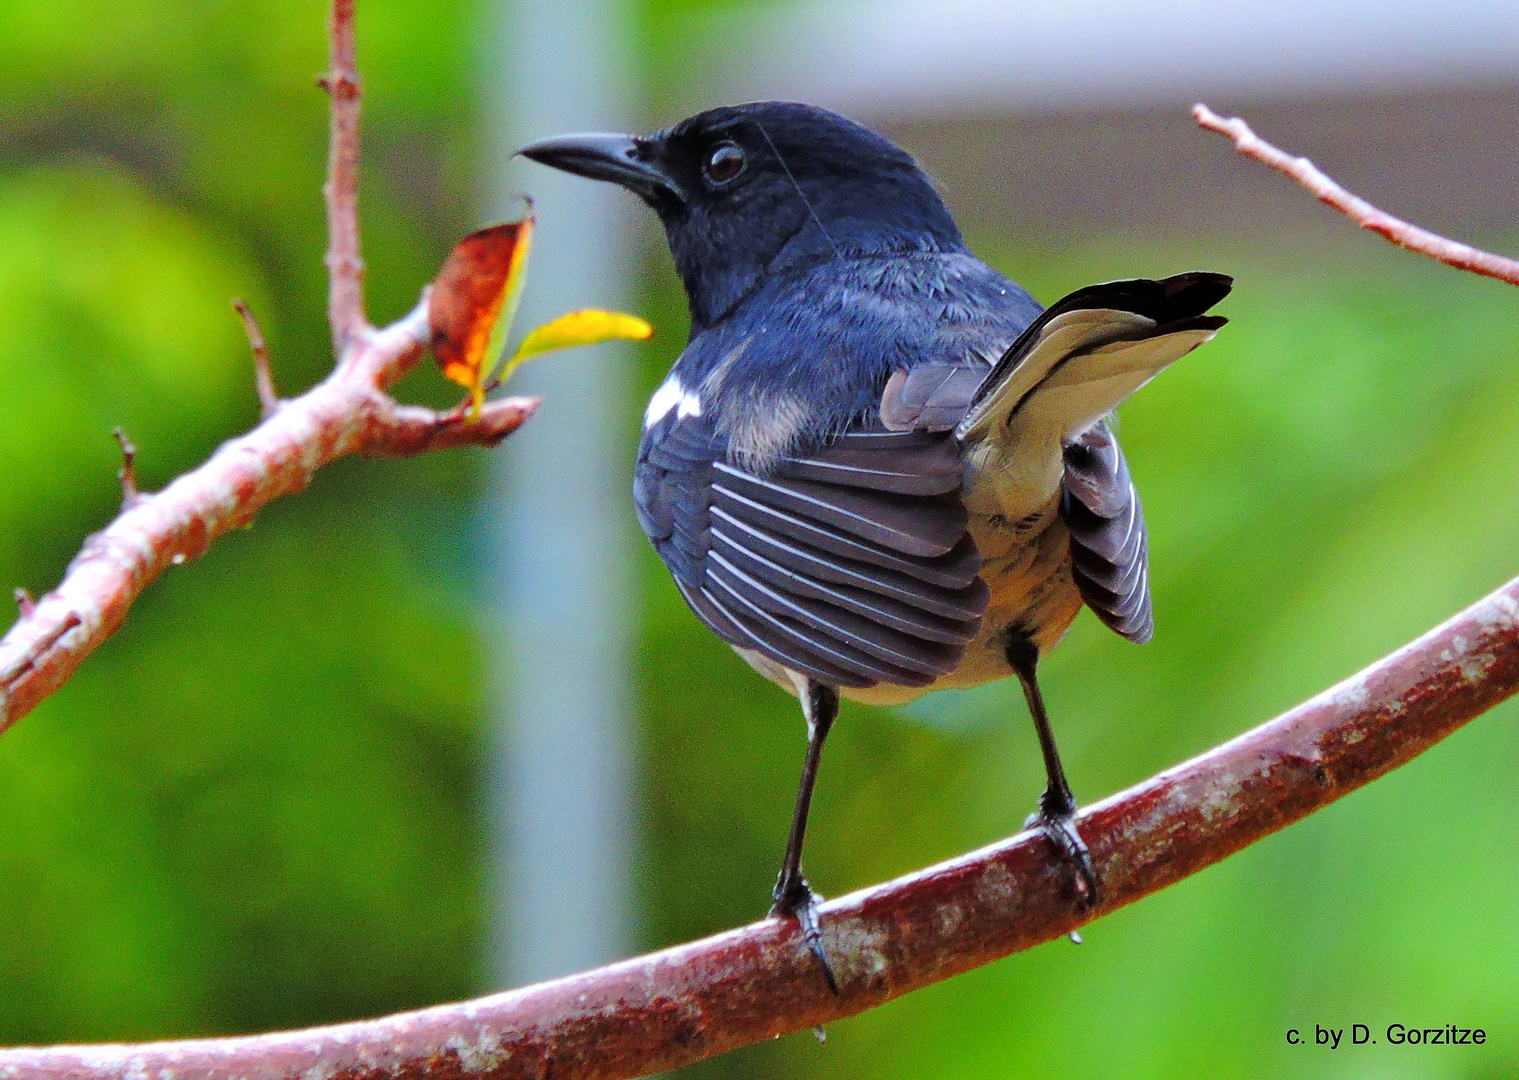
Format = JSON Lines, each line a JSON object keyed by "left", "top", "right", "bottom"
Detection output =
{"left": 636, "top": 411, "right": 990, "bottom": 689}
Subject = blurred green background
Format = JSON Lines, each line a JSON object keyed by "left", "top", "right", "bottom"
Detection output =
{"left": 1, "top": 0, "right": 1517, "bottom": 1076}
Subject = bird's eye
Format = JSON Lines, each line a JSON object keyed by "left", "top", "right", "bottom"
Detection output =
{"left": 703, "top": 142, "right": 746, "bottom": 185}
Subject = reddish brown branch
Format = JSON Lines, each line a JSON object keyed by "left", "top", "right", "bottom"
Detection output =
{"left": 233, "top": 298, "right": 280, "bottom": 418}
{"left": 4, "top": 574, "right": 1515, "bottom": 1078}
{"left": 1193, "top": 103, "right": 1519, "bottom": 286}
{"left": 322, "top": 0, "right": 366, "bottom": 348}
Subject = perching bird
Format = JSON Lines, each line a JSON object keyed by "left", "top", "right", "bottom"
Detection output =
{"left": 519, "top": 102, "right": 1229, "bottom": 991}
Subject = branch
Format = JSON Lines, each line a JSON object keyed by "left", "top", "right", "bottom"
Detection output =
{"left": 322, "top": 0, "right": 367, "bottom": 347}
{"left": 0, "top": 0, "right": 539, "bottom": 737}
{"left": 4, "top": 572, "right": 1516, "bottom": 1078}
{"left": 1193, "top": 103, "right": 1519, "bottom": 286}
{"left": 0, "top": 300, "right": 539, "bottom": 736}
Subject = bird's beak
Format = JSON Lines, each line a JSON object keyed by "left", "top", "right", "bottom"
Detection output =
{"left": 515, "top": 133, "right": 684, "bottom": 204}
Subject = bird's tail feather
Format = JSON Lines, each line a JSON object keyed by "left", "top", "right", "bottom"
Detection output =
{"left": 956, "top": 272, "right": 1232, "bottom": 447}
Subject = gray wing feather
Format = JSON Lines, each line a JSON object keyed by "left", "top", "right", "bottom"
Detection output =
{"left": 880, "top": 365, "right": 988, "bottom": 432}
{"left": 638, "top": 415, "right": 990, "bottom": 688}
{"left": 1060, "top": 422, "right": 1153, "bottom": 644}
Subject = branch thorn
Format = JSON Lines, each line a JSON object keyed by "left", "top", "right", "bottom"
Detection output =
{"left": 112, "top": 427, "right": 143, "bottom": 508}
{"left": 317, "top": 73, "right": 360, "bottom": 99}
{"left": 233, "top": 298, "right": 280, "bottom": 418}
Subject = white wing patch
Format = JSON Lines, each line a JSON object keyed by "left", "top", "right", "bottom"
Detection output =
{"left": 644, "top": 373, "right": 703, "bottom": 429}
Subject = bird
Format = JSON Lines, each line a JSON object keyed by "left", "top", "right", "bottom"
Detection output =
{"left": 518, "top": 101, "right": 1230, "bottom": 992}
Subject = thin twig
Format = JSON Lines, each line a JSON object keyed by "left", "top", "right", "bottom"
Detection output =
{"left": 3, "top": 574, "right": 1516, "bottom": 1078}
{"left": 111, "top": 427, "right": 141, "bottom": 507}
{"left": 321, "top": 0, "right": 366, "bottom": 349}
{"left": 233, "top": 298, "right": 280, "bottom": 418}
{"left": 1193, "top": 103, "right": 1519, "bottom": 286}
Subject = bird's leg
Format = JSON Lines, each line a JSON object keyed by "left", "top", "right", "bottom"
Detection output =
{"left": 770, "top": 679, "right": 841, "bottom": 994}
{"left": 1005, "top": 631, "right": 1099, "bottom": 906}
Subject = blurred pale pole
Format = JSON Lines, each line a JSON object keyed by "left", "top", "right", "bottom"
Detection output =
{"left": 481, "top": 0, "right": 639, "bottom": 985}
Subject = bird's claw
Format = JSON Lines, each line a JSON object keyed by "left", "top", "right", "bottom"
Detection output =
{"left": 1025, "top": 796, "right": 1099, "bottom": 907}
{"left": 772, "top": 874, "right": 840, "bottom": 995}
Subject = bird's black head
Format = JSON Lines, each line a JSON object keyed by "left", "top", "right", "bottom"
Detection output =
{"left": 517, "top": 101, "right": 965, "bottom": 330}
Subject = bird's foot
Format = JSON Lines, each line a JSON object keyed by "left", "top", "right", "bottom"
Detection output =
{"left": 772, "top": 873, "right": 840, "bottom": 995}
{"left": 1025, "top": 791, "right": 1099, "bottom": 907}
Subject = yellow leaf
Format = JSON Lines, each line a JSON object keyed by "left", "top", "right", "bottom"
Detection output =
{"left": 493, "top": 309, "right": 654, "bottom": 386}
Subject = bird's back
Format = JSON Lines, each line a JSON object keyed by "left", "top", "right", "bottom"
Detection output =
{"left": 661, "top": 251, "right": 1040, "bottom": 471}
